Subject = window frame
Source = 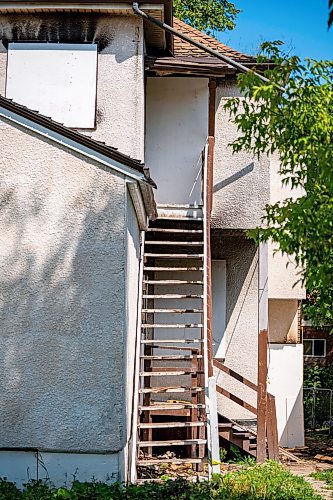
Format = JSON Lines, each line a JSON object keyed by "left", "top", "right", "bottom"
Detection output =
{"left": 303, "top": 338, "right": 327, "bottom": 358}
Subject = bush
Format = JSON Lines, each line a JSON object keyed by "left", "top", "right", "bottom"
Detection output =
{"left": 0, "top": 462, "right": 322, "bottom": 499}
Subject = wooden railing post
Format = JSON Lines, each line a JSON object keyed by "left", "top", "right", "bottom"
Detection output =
{"left": 206, "top": 136, "right": 215, "bottom": 378}
{"left": 267, "top": 394, "right": 279, "bottom": 461}
{"left": 257, "top": 242, "right": 268, "bottom": 463}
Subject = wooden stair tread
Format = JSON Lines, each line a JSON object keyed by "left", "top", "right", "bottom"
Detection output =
{"left": 146, "top": 241, "right": 203, "bottom": 246}
{"left": 147, "top": 228, "right": 203, "bottom": 233}
{"left": 140, "top": 421, "right": 205, "bottom": 429}
{"left": 142, "top": 324, "right": 203, "bottom": 328}
{"left": 142, "top": 309, "right": 203, "bottom": 313}
{"left": 139, "top": 403, "right": 205, "bottom": 410}
{"left": 142, "top": 339, "right": 202, "bottom": 344}
{"left": 138, "top": 439, "right": 207, "bottom": 447}
{"left": 156, "top": 216, "right": 203, "bottom": 221}
{"left": 144, "top": 267, "right": 203, "bottom": 271}
{"left": 143, "top": 294, "right": 203, "bottom": 299}
{"left": 143, "top": 280, "right": 203, "bottom": 285}
{"left": 144, "top": 253, "right": 204, "bottom": 258}
{"left": 141, "top": 355, "right": 203, "bottom": 360}
{"left": 139, "top": 386, "right": 203, "bottom": 393}
{"left": 140, "top": 370, "right": 202, "bottom": 376}
{"left": 137, "top": 458, "right": 203, "bottom": 465}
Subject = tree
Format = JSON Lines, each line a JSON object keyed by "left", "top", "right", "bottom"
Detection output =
{"left": 225, "top": 42, "right": 333, "bottom": 328}
{"left": 173, "top": 0, "right": 239, "bottom": 34}
{"left": 329, "top": 0, "right": 333, "bottom": 28}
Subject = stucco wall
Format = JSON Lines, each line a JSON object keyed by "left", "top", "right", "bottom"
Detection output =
{"left": 0, "top": 450, "right": 120, "bottom": 488}
{"left": 268, "top": 153, "right": 305, "bottom": 299}
{"left": 0, "top": 13, "right": 145, "bottom": 160}
{"left": 125, "top": 193, "right": 141, "bottom": 441}
{"left": 0, "top": 117, "right": 129, "bottom": 453}
{"left": 212, "top": 231, "right": 258, "bottom": 420}
{"left": 145, "top": 77, "right": 209, "bottom": 205}
{"left": 269, "top": 299, "right": 300, "bottom": 343}
{"left": 212, "top": 80, "right": 270, "bottom": 229}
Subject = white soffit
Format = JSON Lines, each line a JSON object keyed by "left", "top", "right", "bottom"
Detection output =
{"left": 6, "top": 43, "right": 97, "bottom": 129}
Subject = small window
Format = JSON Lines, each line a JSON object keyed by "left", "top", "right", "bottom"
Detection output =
{"left": 6, "top": 43, "right": 97, "bottom": 128}
{"left": 303, "top": 339, "right": 326, "bottom": 357}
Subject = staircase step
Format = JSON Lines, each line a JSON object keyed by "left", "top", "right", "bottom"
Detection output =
{"left": 139, "top": 403, "right": 206, "bottom": 410}
{"left": 140, "top": 370, "right": 201, "bottom": 376}
{"left": 142, "top": 339, "right": 202, "bottom": 344}
{"left": 144, "top": 267, "right": 203, "bottom": 271}
{"left": 140, "top": 421, "right": 205, "bottom": 429}
{"left": 141, "top": 355, "right": 203, "bottom": 360}
{"left": 144, "top": 254, "right": 204, "bottom": 258}
{"left": 143, "top": 280, "right": 203, "bottom": 285}
{"left": 146, "top": 241, "right": 203, "bottom": 246}
{"left": 142, "top": 324, "right": 203, "bottom": 329}
{"left": 233, "top": 432, "right": 252, "bottom": 438}
{"left": 142, "top": 309, "right": 203, "bottom": 313}
{"left": 156, "top": 216, "right": 203, "bottom": 221}
{"left": 148, "top": 228, "right": 203, "bottom": 234}
{"left": 147, "top": 345, "right": 201, "bottom": 352}
{"left": 138, "top": 439, "right": 207, "bottom": 448}
{"left": 137, "top": 458, "right": 203, "bottom": 465}
{"left": 218, "top": 423, "right": 233, "bottom": 429}
{"left": 139, "top": 386, "right": 203, "bottom": 393}
{"left": 143, "top": 294, "right": 203, "bottom": 299}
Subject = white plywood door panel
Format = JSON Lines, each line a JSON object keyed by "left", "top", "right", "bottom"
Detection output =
{"left": 267, "top": 344, "right": 305, "bottom": 447}
{"left": 6, "top": 43, "right": 97, "bottom": 128}
{"left": 212, "top": 260, "right": 226, "bottom": 358}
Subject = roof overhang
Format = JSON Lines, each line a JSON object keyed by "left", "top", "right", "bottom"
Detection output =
{"left": 146, "top": 56, "right": 275, "bottom": 78}
{"left": 0, "top": 1, "right": 173, "bottom": 51}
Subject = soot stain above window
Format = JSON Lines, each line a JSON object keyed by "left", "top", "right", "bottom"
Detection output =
{"left": 0, "top": 14, "right": 111, "bottom": 51}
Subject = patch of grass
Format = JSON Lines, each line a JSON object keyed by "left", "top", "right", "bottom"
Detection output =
{"left": 0, "top": 462, "right": 323, "bottom": 499}
{"left": 311, "top": 468, "right": 333, "bottom": 489}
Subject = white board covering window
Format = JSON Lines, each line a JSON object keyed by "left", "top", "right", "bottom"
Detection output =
{"left": 6, "top": 43, "right": 97, "bottom": 128}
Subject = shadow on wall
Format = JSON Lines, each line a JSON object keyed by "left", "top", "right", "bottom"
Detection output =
{"left": 0, "top": 127, "right": 128, "bottom": 453}
{"left": 211, "top": 231, "right": 258, "bottom": 361}
{"left": 213, "top": 163, "right": 255, "bottom": 193}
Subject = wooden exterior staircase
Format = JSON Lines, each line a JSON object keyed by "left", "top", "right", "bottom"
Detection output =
{"left": 130, "top": 138, "right": 279, "bottom": 481}
{"left": 134, "top": 213, "right": 209, "bottom": 476}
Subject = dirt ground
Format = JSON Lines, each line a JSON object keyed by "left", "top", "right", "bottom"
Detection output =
{"left": 281, "top": 434, "right": 333, "bottom": 499}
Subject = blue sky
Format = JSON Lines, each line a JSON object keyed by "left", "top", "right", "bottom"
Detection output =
{"left": 218, "top": 0, "right": 332, "bottom": 60}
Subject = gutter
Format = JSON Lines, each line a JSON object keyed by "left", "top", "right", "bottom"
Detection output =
{"left": 133, "top": 2, "right": 272, "bottom": 85}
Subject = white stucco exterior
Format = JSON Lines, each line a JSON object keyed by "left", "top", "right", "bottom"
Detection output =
{"left": 212, "top": 81, "right": 270, "bottom": 230}
{"left": 0, "top": 14, "right": 145, "bottom": 161}
{"left": 145, "top": 77, "right": 209, "bottom": 205}
{"left": 0, "top": 114, "right": 143, "bottom": 482}
{"left": 213, "top": 234, "right": 259, "bottom": 420}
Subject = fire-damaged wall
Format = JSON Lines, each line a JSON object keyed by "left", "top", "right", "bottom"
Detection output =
{"left": 0, "top": 13, "right": 145, "bottom": 160}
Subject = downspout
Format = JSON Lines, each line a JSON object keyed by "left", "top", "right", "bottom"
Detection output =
{"left": 132, "top": 2, "right": 272, "bottom": 84}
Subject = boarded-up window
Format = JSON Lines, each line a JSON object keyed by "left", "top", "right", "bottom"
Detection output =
{"left": 6, "top": 43, "right": 97, "bottom": 128}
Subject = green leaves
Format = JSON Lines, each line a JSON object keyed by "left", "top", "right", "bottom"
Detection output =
{"left": 226, "top": 43, "right": 333, "bottom": 328}
{"left": 173, "top": 0, "right": 239, "bottom": 34}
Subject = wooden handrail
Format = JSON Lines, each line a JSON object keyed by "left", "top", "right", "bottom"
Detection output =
{"left": 214, "top": 359, "right": 279, "bottom": 461}
{"left": 215, "top": 384, "right": 257, "bottom": 415}
{"left": 213, "top": 359, "right": 258, "bottom": 392}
